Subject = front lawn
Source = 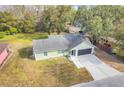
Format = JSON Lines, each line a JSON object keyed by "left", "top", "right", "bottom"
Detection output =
{"left": 0, "top": 34, "right": 93, "bottom": 87}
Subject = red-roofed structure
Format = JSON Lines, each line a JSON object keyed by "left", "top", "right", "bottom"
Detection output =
{"left": 0, "top": 44, "right": 10, "bottom": 65}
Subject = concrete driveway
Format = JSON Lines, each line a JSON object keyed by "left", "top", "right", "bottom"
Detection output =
{"left": 76, "top": 54, "right": 121, "bottom": 80}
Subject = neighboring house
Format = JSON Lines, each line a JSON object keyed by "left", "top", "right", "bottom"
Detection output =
{"left": 0, "top": 44, "right": 10, "bottom": 65}
{"left": 33, "top": 34, "right": 94, "bottom": 61}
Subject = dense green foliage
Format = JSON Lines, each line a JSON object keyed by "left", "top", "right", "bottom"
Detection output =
{"left": 74, "top": 6, "right": 124, "bottom": 45}
{"left": 0, "top": 32, "right": 5, "bottom": 38}
{"left": 0, "top": 11, "right": 35, "bottom": 34}
{"left": 0, "top": 5, "right": 124, "bottom": 46}
{"left": 36, "top": 6, "right": 76, "bottom": 34}
{"left": 0, "top": 6, "right": 76, "bottom": 35}
{"left": 0, "top": 11, "right": 17, "bottom": 35}
{"left": 0, "top": 5, "right": 124, "bottom": 57}
{"left": 114, "top": 22, "right": 124, "bottom": 48}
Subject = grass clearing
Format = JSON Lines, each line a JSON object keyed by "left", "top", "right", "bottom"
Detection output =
{"left": 0, "top": 33, "right": 93, "bottom": 86}
{"left": 0, "top": 33, "right": 48, "bottom": 42}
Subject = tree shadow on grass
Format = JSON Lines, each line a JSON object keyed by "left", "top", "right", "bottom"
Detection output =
{"left": 18, "top": 47, "right": 34, "bottom": 59}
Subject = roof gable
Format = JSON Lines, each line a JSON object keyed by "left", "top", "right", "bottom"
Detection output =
{"left": 71, "top": 41, "right": 94, "bottom": 50}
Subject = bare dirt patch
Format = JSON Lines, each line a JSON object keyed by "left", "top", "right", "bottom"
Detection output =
{"left": 96, "top": 48, "right": 124, "bottom": 72}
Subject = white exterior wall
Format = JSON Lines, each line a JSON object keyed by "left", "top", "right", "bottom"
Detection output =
{"left": 91, "top": 47, "right": 95, "bottom": 54}
{"left": 34, "top": 41, "right": 94, "bottom": 61}
{"left": 34, "top": 50, "right": 68, "bottom": 61}
{"left": 75, "top": 49, "right": 78, "bottom": 56}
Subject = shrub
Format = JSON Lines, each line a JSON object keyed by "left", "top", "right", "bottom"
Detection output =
{"left": 17, "top": 29, "right": 22, "bottom": 33}
{"left": 5, "top": 30, "right": 11, "bottom": 35}
{"left": 9, "top": 27, "right": 18, "bottom": 35}
{"left": 0, "top": 32, "right": 5, "bottom": 38}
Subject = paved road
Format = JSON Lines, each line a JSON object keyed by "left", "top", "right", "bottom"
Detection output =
{"left": 72, "top": 74, "right": 124, "bottom": 87}
{"left": 77, "top": 54, "right": 121, "bottom": 80}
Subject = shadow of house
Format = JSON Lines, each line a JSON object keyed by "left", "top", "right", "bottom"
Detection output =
{"left": 18, "top": 47, "right": 33, "bottom": 59}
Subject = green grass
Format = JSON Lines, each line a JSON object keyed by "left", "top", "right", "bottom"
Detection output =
{"left": 0, "top": 33, "right": 48, "bottom": 42}
{"left": 0, "top": 34, "right": 93, "bottom": 87}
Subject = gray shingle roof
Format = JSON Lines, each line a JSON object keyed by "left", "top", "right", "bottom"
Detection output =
{"left": 33, "top": 34, "right": 87, "bottom": 53}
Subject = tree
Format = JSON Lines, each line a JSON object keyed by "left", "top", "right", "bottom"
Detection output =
{"left": 36, "top": 6, "right": 76, "bottom": 34}
{"left": 0, "top": 11, "right": 17, "bottom": 34}
{"left": 9, "top": 27, "right": 18, "bottom": 35}
{"left": 1, "top": 5, "right": 124, "bottom": 36}
{"left": 13, "top": 7, "right": 36, "bottom": 33}
{"left": 74, "top": 6, "right": 93, "bottom": 32}
{"left": 74, "top": 6, "right": 124, "bottom": 45}
{"left": 18, "top": 15, "right": 35, "bottom": 33}
{"left": 114, "top": 31, "right": 124, "bottom": 47}
{"left": 89, "top": 16, "right": 103, "bottom": 45}
{"left": 0, "top": 32, "right": 5, "bottom": 38}
{"left": 102, "top": 18, "right": 114, "bottom": 38}
{"left": 114, "top": 21, "right": 124, "bottom": 49}
{"left": 53, "top": 6, "right": 75, "bottom": 34}
{"left": 113, "top": 30, "right": 124, "bottom": 55}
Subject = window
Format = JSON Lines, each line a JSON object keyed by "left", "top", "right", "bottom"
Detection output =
{"left": 44, "top": 52, "right": 47, "bottom": 56}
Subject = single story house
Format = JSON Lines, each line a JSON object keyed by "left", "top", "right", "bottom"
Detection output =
{"left": 33, "top": 34, "right": 94, "bottom": 61}
{"left": 0, "top": 44, "right": 10, "bottom": 65}
{"left": 33, "top": 34, "right": 94, "bottom": 60}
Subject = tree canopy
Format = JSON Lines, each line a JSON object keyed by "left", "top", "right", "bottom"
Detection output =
{"left": 74, "top": 5, "right": 124, "bottom": 45}
{"left": 0, "top": 5, "right": 124, "bottom": 43}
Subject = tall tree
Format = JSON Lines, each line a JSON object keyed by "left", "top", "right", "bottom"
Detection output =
{"left": 74, "top": 6, "right": 93, "bottom": 32}
{"left": 36, "top": 6, "right": 76, "bottom": 34}
{"left": 102, "top": 18, "right": 114, "bottom": 38}
{"left": 89, "top": 16, "right": 103, "bottom": 44}
{"left": 0, "top": 11, "right": 18, "bottom": 34}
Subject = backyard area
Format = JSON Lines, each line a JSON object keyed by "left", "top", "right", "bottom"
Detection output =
{"left": 0, "top": 33, "right": 93, "bottom": 87}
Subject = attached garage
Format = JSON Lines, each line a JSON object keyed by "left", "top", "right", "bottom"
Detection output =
{"left": 70, "top": 41, "right": 94, "bottom": 56}
{"left": 33, "top": 34, "right": 95, "bottom": 60}
{"left": 78, "top": 48, "right": 92, "bottom": 56}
